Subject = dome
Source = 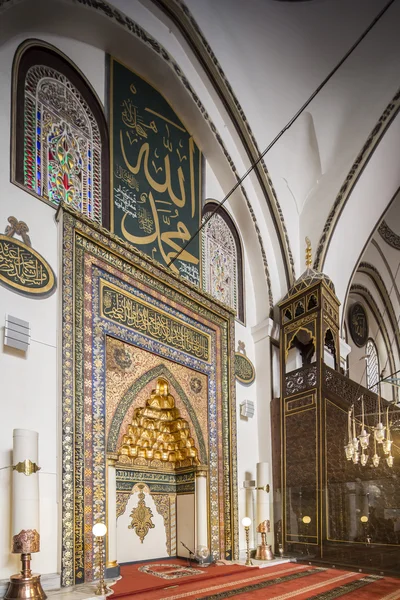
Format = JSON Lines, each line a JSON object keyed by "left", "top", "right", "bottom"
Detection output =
{"left": 280, "top": 267, "right": 336, "bottom": 302}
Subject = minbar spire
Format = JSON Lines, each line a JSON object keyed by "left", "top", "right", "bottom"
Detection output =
{"left": 305, "top": 237, "right": 312, "bottom": 268}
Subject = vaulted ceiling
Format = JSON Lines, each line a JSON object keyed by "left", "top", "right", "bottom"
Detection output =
{"left": 1, "top": 0, "right": 399, "bottom": 322}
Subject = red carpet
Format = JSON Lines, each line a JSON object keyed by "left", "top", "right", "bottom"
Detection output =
{"left": 110, "top": 559, "right": 250, "bottom": 597}
{"left": 109, "top": 560, "right": 400, "bottom": 600}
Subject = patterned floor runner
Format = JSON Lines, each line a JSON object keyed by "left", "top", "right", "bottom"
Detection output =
{"left": 115, "top": 561, "right": 400, "bottom": 600}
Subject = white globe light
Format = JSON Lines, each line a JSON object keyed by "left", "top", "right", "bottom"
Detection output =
{"left": 92, "top": 522, "right": 107, "bottom": 537}
{"left": 196, "top": 546, "right": 209, "bottom": 560}
{"left": 242, "top": 517, "right": 251, "bottom": 527}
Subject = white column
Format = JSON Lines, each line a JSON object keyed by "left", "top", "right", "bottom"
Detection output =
{"left": 12, "top": 429, "right": 40, "bottom": 553}
{"left": 256, "top": 462, "right": 270, "bottom": 532}
{"left": 107, "top": 456, "right": 118, "bottom": 569}
{"left": 195, "top": 468, "right": 208, "bottom": 551}
{"left": 339, "top": 337, "right": 351, "bottom": 374}
{"left": 251, "top": 318, "right": 279, "bottom": 546}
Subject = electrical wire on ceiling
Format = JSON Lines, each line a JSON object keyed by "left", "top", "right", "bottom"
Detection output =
{"left": 168, "top": 0, "right": 397, "bottom": 270}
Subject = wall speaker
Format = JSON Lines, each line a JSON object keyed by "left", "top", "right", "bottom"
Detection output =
{"left": 240, "top": 399, "right": 255, "bottom": 419}
{"left": 4, "top": 315, "right": 30, "bottom": 352}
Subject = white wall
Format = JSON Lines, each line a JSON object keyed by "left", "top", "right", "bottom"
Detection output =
{"left": 176, "top": 495, "right": 195, "bottom": 558}
{"left": 182, "top": 0, "right": 400, "bottom": 281}
{"left": 0, "top": 29, "right": 263, "bottom": 576}
{"left": 0, "top": 32, "right": 105, "bottom": 579}
{"left": 117, "top": 490, "right": 168, "bottom": 563}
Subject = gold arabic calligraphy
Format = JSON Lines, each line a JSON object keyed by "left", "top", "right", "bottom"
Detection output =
{"left": 101, "top": 281, "right": 209, "bottom": 361}
{"left": 0, "top": 238, "right": 50, "bottom": 288}
{"left": 234, "top": 353, "right": 255, "bottom": 384}
{"left": 113, "top": 63, "right": 201, "bottom": 284}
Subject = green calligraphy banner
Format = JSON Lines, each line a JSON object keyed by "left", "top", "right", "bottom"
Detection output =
{"left": 116, "top": 469, "right": 195, "bottom": 494}
{"left": 109, "top": 57, "right": 203, "bottom": 286}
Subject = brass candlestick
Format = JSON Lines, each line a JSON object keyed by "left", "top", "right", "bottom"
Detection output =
{"left": 93, "top": 523, "right": 111, "bottom": 596}
{"left": 255, "top": 520, "right": 273, "bottom": 561}
{"left": 5, "top": 552, "right": 46, "bottom": 600}
{"left": 242, "top": 517, "right": 253, "bottom": 566}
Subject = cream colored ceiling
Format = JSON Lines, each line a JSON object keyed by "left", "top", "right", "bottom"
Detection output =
{"left": 1, "top": 0, "right": 399, "bottom": 320}
{"left": 138, "top": 0, "right": 400, "bottom": 306}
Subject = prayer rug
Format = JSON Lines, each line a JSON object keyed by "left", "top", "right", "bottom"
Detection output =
{"left": 138, "top": 563, "right": 204, "bottom": 579}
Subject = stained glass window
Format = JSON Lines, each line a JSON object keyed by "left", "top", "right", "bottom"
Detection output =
{"left": 366, "top": 338, "right": 380, "bottom": 393}
{"left": 13, "top": 42, "right": 109, "bottom": 226}
{"left": 202, "top": 202, "right": 244, "bottom": 322}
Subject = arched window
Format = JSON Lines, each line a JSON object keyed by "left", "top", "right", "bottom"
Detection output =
{"left": 366, "top": 338, "right": 380, "bottom": 393}
{"left": 202, "top": 202, "right": 244, "bottom": 323}
{"left": 12, "top": 40, "right": 109, "bottom": 226}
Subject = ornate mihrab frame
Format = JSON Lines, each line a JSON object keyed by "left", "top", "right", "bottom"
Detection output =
{"left": 60, "top": 206, "right": 237, "bottom": 587}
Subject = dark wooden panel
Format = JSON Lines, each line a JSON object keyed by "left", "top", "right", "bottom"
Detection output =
{"left": 284, "top": 406, "right": 317, "bottom": 542}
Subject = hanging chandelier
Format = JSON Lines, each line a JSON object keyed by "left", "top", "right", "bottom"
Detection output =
{"left": 344, "top": 395, "right": 394, "bottom": 468}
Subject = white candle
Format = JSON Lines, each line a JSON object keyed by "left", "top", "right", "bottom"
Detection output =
{"left": 12, "top": 429, "right": 40, "bottom": 553}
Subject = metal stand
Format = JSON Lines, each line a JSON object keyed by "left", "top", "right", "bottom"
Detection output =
{"left": 94, "top": 537, "right": 111, "bottom": 596}
{"left": 4, "top": 553, "right": 46, "bottom": 600}
{"left": 244, "top": 526, "right": 253, "bottom": 566}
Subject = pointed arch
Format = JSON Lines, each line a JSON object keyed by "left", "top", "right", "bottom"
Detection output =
{"left": 314, "top": 87, "right": 400, "bottom": 272}
{"left": 107, "top": 363, "right": 207, "bottom": 465}
{"left": 350, "top": 284, "right": 396, "bottom": 402}
{"left": 366, "top": 338, "right": 380, "bottom": 394}
{"left": 202, "top": 201, "right": 245, "bottom": 323}
{"left": 12, "top": 39, "right": 110, "bottom": 227}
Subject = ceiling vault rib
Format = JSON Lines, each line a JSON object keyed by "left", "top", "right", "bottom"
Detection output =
{"left": 151, "top": 0, "right": 396, "bottom": 290}
{"left": 0, "top": 0, "right": 276, "bottom": 308}
{"left": 379, "top": 220, "right": 400, "bottom": 251}
{"left": 371, "top": 239, "right": 400, "bottom": 305}
{"left": 357, "top": 262, "right": 400, "bottom": 359}
{"left": 150, "top": 0, "right": 296, "bottom": 288}
{"left": 351, "top": 283, "right": 397, "bottom": 402}
{"left": 314, "top": 86, "right": 400, "bottom": 271}
{"left": 340, "top": 185, "right": 400, "bottom": 331}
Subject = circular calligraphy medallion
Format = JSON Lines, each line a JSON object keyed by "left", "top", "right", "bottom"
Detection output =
{"left": 235, "top": 353, "right": 255, "bottom": 385}
{"left": 348, "top": 302, "right": 369, "bottom": 347}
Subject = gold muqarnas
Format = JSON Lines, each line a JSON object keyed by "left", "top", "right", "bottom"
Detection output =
{"left": 118, "top": 378, "right": 199, "bottom": 469}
